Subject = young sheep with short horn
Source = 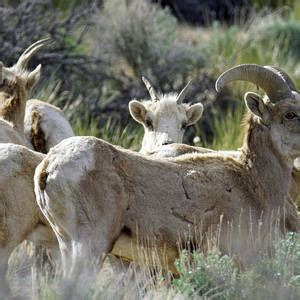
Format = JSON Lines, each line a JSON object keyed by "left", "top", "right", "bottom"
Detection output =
{"left": 129, "top": 77, "right": 203, "bottom": 155}
{"left": 0, "top": 39, "right": 51, "bottom": 144}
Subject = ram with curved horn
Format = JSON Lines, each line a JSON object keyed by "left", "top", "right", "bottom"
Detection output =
{"left": 129, "top": 77, "right": 204, "bottom": 154}
{"left": 215, "top": 65, "right": 300, "bottom": 205}
{"left": 34, "top": 64, "right": 300, "bottom": 277}
{"left": 138, "top": 66, "right": 300, "bottom": 206}
{"left": 264, "top": 66, "right": 300, "bottom": 206}
{"left": 162, "top": 65, "right": 300, "bottom": 206}
{"left": 124, "top": 65, "right": 300, "bottom": 274}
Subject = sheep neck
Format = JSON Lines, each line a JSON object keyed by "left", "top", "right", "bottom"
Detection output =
{"left": 240, "top": 114, "right": 292, "bottom": 208}
{"left": 0, "top": 78, "right": 27, "bottom": 135}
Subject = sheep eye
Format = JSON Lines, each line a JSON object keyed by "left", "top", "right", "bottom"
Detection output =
{"left": 145, "top": 119, "right": 153, "bottom": 130}
{"left": 285, "top": 112, "right": 297, "bottom": 120}
{"left": 181, "top": 121, "right": 187, "bottom": 130}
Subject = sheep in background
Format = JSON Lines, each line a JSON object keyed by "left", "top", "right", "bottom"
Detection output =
{"left": 0, "top": 39, "right": 51, "bottom": 144}
{"left": 129, "top": 77, "right": 203, "bottom": 154}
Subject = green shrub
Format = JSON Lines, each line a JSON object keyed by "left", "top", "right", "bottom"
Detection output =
{"left": 235, "top": 232, "right": 300, "bottom": 299}
{"left": 201, "top": 11, "right": 300, "bottom": 73}
{"left": 249, "top": 14, "right": 300, "bottom": 61}
{"left": 173, "top": 233, "right": 300, "bottom": 299}
{"left": 91, "top": 0, "right": 207, "bottom": 125}
{"left": 174, "top": 250, "right": 237, "bottom": 298}
{"left": 200, "top": 24, "right": 242, "bottom": 74}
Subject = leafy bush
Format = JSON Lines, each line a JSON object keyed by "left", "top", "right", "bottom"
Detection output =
{"left": 91, "top": 0, "right": 210, "bottom": 125}
{"left": 250, "top": 14, "right": 300, "bottom": 61}
{"left": 173, "top": 250, "right": 237, "bottom": 298}
{"left": 6, "top": 232, "right": 300, "bottom": 299}
{"left": 2, "top": 1, "right": 300, "bottom": 147}
{"left": 173, "top": 233, "right": 300, "bottom": 299}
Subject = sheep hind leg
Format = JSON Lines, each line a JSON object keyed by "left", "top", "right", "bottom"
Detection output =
{"left": 56, "top": 232, "right": 119, "bottom": 300}
{"left": 38, "top": 212, "right": 115, "bottom": 279}
{"left": 56, "top": 223, "right": 122, "bottom": 279}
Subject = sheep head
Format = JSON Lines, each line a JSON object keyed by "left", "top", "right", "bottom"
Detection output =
{"left": 216, "top": 64, "right": 300, "bottom": 159}
{"left": 0, "top": 38, "right": 51, "bottom": 106}
{"left": 129, "top": 77, "right": 203, "bottom": 154}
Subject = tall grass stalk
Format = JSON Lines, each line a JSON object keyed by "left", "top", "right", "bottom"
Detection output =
{"left": 5, "top": 215, "right": 299, "bottom": 299}
{"left": 207, "top": 103, "right": 245, "bottom": 150}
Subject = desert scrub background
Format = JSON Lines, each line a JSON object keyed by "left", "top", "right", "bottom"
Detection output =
{"left": 3, "top": 0, "right": 299, "bottom": 150}
{"left": 0, "top": 0, "right": 297, "bottom": 150}
{"left": 1, "top": 0, "right": 300, "bottom": 298}
{"left": 173, "top": 232, "right": 300, "bottom": 299}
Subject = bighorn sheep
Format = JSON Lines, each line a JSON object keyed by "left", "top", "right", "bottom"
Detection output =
{"left": 129, "top": 71, "right": 300, "bottom": 205}
{"left": 129, "top": 77, "right": 203, "bottom": 154}
{"left": 110, "top": 78, "right": 205, "bottom": 268}
{"left": 0, "top": 39, "right": 50, "bottom": 145}
{"left": 24, "top": 99, "right": 74, "bottom": 153}
{"left": 0, "top": 39, "right": 67, "bottom": 292}
{"left": 0, "top": 144, "right": 57, "bottom": 293}
{"left": 35, "top": 64, "right": 300, "bottom": 276}
{"left": 0, "top": 38, "right": 73, "bottom": 153}
{"left": 0, "top": 101, "right": 74, "bottom": 292}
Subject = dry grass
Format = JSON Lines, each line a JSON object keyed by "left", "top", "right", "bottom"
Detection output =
{"left": 4, "top": 213, "right": 299, "bottom": 299}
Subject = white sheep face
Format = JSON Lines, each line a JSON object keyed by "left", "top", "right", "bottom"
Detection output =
{"left": 129, "top": 94, "right": 203, "bottom": 154}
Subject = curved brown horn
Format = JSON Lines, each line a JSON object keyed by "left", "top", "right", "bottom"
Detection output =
{"left": 176, "top": 80, "right": 192, "bottom": 104}
{"left": 16, "top": 38, "right": 52, "bottom": 70}
{"left": 215, "top": 64, "right": 294, "bottom": 102}
{"left": 265, "top": 66, "right": 297, "bottom": 92}
{"left": 142, "top": 76, "right": 159, "bottom": 102}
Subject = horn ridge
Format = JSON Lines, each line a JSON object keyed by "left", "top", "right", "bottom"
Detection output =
{"left": 265, "top": 66, "right": 297, "bottom": 92}
{"left": 142, "top": 76, "right": 159, "bottom": 102}
{"left": 215, "top": 64, "right": 294, "bottom": 102}
{"left": 16, "top": 38, "right": 52, "bottom": 70}
{"left": 176, "top": 80, "right": 192, "bottom": 104}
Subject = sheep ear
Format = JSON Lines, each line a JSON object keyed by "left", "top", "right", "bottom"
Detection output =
{"left": 186, "top": 103, "right": 204, "bottom": 126}
{"left": 129, "top": 100, "right": 147, "bottom": 124}
{"left": 26, "top": 64, "right": 41, "bottom": 90}
{"left": 244, "top": 92, "right": 270, "bottom": 124}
